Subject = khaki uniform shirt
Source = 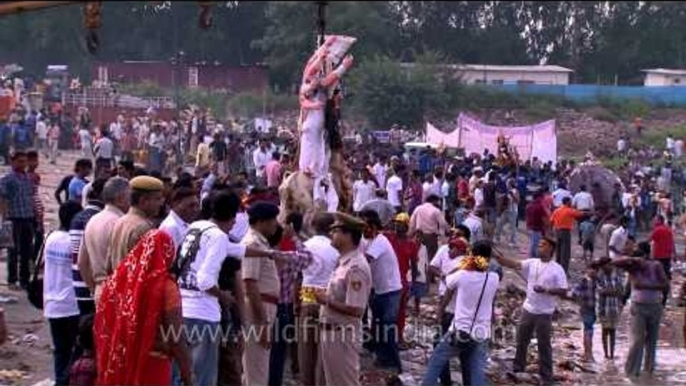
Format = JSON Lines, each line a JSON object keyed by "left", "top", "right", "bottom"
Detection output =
{"left": 106, "top": 207, "right": 154, "bottom": 273}
{"left": 241, "top": 228, "right": 280, "bottom": 297}
{"left": 79, "top": 204, "right": 125, "bottom": 287}
{"left": 320, "top": 249, "right": 372, "bottom": 327}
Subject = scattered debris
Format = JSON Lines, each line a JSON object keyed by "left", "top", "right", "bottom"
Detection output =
{"left": 0, "top": 369, "right": 27, "bottom": 383}
{"left": 21, "top": 334, "right": 39, "bottom": 346}
{"left": 0, "top": 295, "right": 18, "bottom": 304}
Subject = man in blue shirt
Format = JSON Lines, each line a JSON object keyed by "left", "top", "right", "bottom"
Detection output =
{"left": 0, "top": 121, "right": 9, "bottom": 165}
{"left": 418, "top": 148, "right": 434, "bottom": 176}
{"left": 68, "top": 159, "right": 93, "bottom": 202}
{"left": 0, "top": 151, "right": 35, "bottom": 289}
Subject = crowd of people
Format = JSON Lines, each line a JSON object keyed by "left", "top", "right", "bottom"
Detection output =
{"left": 0, "top": 108, "right": 684, "bottom": 386}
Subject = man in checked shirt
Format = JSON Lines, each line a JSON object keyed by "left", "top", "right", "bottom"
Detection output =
{"left": 268, "top": 212, "right": 314, "bottom": 386}
{"left": 0, "top": 151, "right": 36, "bottom": 290}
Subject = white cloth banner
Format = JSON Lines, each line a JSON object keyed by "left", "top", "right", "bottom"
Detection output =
{"left": 425, "top": 114, "right": 557, "bottom": 164}
{"left": 425, "top": 122, "right": 460, "bottom": 146}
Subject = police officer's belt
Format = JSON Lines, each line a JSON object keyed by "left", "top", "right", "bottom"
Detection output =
{"left": 260, "top": 293, "right": 279, "bottom": 305}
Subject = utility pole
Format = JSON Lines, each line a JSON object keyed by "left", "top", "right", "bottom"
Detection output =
{"left": 316, "top": 1, "right": 327, "bottom": 47}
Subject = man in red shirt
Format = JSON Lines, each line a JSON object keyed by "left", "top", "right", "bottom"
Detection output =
{"left": 651, "top": 215, "right": 675, "bottom": 306}
{"left": 457, "top": 173, "right": 470, "bottom": 202}
{"left": 385, "top": 212, "right": 419, "bottom": 346}
{"left": 526, "top": 190, "right": 549, "bottom": 258}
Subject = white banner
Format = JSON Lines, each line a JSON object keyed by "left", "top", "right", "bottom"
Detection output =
{"left": 425, "top": 114, "right": 557, "bottom": 163}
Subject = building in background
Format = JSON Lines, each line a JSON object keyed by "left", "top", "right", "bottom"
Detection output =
{"left": 92, "top": 61, "right": 268, "bottom": 92}
{"left": 642, "top": 68, "right": 686, "bottom": 86}
{"left": 401, "top": 63, "right": 574, "bottom": 85}
{"left": 452, "top": 64, "right": 573, "bottom": 85}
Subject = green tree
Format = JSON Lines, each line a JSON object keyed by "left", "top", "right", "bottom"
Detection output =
{"left": 350, "top": 55, "right": 445, "bottom": 128}
{"left": 254, "top": 1, "right": 402, "bottom": 90}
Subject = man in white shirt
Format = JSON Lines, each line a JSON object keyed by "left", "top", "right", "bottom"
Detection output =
{"left": 667, "top": 136, "right": 675, "bottom": 153}
{"left": 229, "top": 210, "right": 249, "bottom": 241}
{"left": 422, "top": 241, "right": 500, "bottom": 386}
{"left": 431, "top": 170, "right": 444, "bottom": 200}
{"left": 386, "top": 169, "right": 403, "bottom": 211}
{"left": 174, "top": 193, "right": 278, "bottom": 386}
{"left": 360, "top": 209, "right": 403, "bottom": 373}
{"left": 552, "top": 182, "right": 572, "bottom": 209}
{"left": 422, "top": 175, "right": 434, "bottom": 202}
{"left": 373, "top": 157, "right": 388, "bottom": 189}
{"left": 617, "top": 137, "right": 627, "bottom": 154}
{"left": 469, "top": 168, "right": 484, "bottom": 194}
{"left": 426, "top": 235, "right": 470, "bottom": 385}
{"left": 94, "top": 133, "right": 114, "bottom": 169}
{"left": 359, "top": 189, "right": 396, "bottom": 227}
{"left": 35, "top": 117, "right": 48, "bottom": 155}
{"left": 79, "top": 127, "right": 93, "bottom": 159}
{"left": 252, "top": 139, "right": 273, "bottom": 180}
{"left": 353, "top": 170, "right": 376, "bottom": 213}
{"left": 159, "top": 187, "right": 200, "bottom": 249}
{"left": 676, "top": 139, "right": 684, "bottom": 158}
{"left": 572, "top": 184, "right": 595, "bottom": 212}
{"left": 473, "top": 180, "right": 485, "bottom": 208}
{"left": 572, "top": 184, "right": 596, "bottom": 244}
{"left": 299, "top": 212, "right": 340, "bottom": 386}
{"left": 43, "top": 202, "right": 83, "bottom": 386}
{"left": 495, "top": 237, "right": 568, "bottom": 385}
{"left": 463, "top": 209, "right": 485, "bottom": 243}
{"left": 110, "top": 115, "right": 123, "bottom": 143}
{"left": 608, "top": 216, "right": 630, "bottom": 260}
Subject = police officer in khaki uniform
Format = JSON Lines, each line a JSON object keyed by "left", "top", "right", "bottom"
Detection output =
{"left": 106, "top": 175, "right": 164, "bottom": 272}
{"left": 242, "top": 202, "right": 281, "bottom": 386}
{"left": 314, "top": 212, "right": 372, "bottom": 386}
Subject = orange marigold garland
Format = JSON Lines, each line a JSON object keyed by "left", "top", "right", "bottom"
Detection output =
{"left": 457, "top": 255, "right": 489, "bottom": 272}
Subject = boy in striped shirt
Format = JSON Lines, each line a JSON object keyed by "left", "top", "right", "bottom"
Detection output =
{"left": 68, "top": 179, "right": 106, "bottom": 316}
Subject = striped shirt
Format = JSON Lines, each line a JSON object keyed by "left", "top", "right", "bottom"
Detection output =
{"left": 69, "top": 202, "right": 104, "bottom": 308}
{"left": 28, "top": 172, "right": 44, "bottom": 227}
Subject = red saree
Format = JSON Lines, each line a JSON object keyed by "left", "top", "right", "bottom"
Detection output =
{"left": 95, "top": 230, "right": 176, "bottom": 386}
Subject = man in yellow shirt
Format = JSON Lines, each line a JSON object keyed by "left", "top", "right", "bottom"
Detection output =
{"left": 195, "top": 134, "right": 211, "bottom": 173}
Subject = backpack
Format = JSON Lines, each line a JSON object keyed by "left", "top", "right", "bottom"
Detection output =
{"left": 171, "top": 225, "right": 216, "bottom": 291}
{"left": 27, "top": 231, "right": 51, "bottom": 309}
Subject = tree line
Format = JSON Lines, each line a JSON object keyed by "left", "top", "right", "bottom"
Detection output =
{"left": 2, "top": 1, "right": 686, "bottom": 126}
{"left": 2, "top": 2, "right": 686, "bottom": 87}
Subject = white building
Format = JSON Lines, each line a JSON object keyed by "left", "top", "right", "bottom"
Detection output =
{"left": 401, "top": 63, "right": 573, "bottom": 85}
{"left": 642, "top": 68, "right": 686, "bottom": 86}
{"left": 453, "top": 64, "right": 573, "bottom": 85}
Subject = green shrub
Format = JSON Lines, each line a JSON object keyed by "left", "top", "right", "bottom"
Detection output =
{"left": 227, "top": 92, "right": 264, "bottom": 117}
{"left": 180, "top": 89, "right": 229, "bottom": 119}
{"left": 639, "top": 125, "right": 686, "bottom": 148}
{"left": 226, "top": 91, "right": 298, "bottom": 118}
{"left": 596, "top": 96, "right": 650, "bottom": 120}
{"left": 587, "top": 107, "right": 620, "bottom": 123}
{"left": 524, "top": 100, "right": 557, "bottom": 120}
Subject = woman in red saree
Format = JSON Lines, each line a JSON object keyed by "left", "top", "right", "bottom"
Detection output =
{"left": 94, "top": 230, "right": 193, "bottom": 386}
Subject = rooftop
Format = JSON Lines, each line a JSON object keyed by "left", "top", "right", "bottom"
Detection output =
{"left": 400, "top": 63, "right": 573, "bottom": 73}
{"left": 642, "top": 68, "right": 686, "bottom": 76}
{"left": 455, "top": 64, "right": 573, "bottom": 73}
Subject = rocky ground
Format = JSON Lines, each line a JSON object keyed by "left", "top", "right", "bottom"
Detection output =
{"left": 1, "top": 151, "right": 686, "bottom": 386}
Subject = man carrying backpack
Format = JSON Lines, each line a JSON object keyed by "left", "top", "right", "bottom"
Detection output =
{"left": 172, "top": 192, "right": 285, "bottom": 386}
